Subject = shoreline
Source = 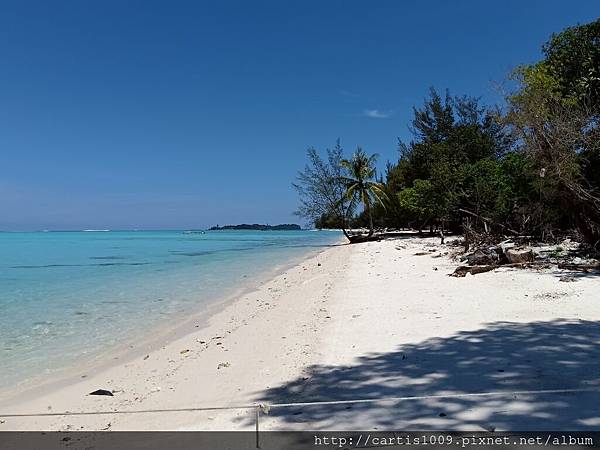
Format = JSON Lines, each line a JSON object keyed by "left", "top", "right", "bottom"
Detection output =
{"left": 0, "top": 238, "right": 354, "bottom": 430}
{"left": 1, "top": 236, "right": 599, "bottom": 431}
{"left": 0, "top": 238, "right": 344, "bottom": 408}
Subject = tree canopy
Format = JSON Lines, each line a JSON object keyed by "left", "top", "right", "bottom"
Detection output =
{"left": 294, "top": 18, "right": 600, "bottom": 248}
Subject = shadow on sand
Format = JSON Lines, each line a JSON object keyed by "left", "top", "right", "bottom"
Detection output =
{"left": 244, "top": 319, "right": 600, "bottom": 430}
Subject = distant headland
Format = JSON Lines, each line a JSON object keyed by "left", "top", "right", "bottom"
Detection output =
{"left": 209, "top": 223, "right": 302, "bottom": 231}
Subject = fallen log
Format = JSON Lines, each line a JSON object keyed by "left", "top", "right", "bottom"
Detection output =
{"left": 557, "top": 263, "right": 600, "bottom": 272}
{"left": 451, "top": 265, "right": 497, "bottom": 277}
{"left": 450, "top": 262, "right": 534, "bottom": 277}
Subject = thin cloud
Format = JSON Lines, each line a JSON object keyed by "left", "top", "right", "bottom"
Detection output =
{"left": 363, "top": 109, "right": 392, "bottom": 119}
{"left": 340, "top": 90, "right": 360, "bottom": 98}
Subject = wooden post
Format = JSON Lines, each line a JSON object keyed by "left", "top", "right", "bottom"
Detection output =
{"left": 255, "top": 406, "right": 260, "bottom": 449}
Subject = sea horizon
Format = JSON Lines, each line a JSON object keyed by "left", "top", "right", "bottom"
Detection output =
{"left": 0, "top": 226, "right": 326, "bottom": 233}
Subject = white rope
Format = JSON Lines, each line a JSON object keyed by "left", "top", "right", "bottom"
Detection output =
{"left": 1, "top": 386, "right": 598, "bottom": 418}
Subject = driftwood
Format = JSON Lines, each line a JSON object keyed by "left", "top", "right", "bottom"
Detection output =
{"left": 451, "top": 263, "right": 534, "bottom": 277}
{"left": 452, "top": 258, "right": 600, "bottom": 277}
{"left": 557, "top": 263, "right": 600, "bottom": 272}
{"left": 451, "top": 265, "right": 497, "bottom": 277}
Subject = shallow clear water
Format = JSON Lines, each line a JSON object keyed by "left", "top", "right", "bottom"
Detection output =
{"left": 0, "top": 230, "right": 341, "bottom": 390}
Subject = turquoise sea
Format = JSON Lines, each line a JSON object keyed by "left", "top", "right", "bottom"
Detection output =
{"left": 0, "top": 230, "right": 341, "bottom": 391}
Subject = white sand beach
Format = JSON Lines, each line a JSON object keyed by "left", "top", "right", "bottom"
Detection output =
{"left": 1, "top": 237, "right": 599, "bottom": 431}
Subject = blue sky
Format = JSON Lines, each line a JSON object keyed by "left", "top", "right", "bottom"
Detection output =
{"left": 0, "top": 1, "right": 597, "bottom": 230}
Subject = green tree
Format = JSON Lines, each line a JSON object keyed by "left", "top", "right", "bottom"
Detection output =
{"left": 293, "top": 141, "right": 355, "bottom": 240}
{"left": 542, "top": 18, "right": 600, "bottom": 109}
{"left": 506, "top": 18, "right": 600, "bottom": 245}
{"left": 385, "top": 89, "right": 511, "bottom": 234}
{"left": 341, "top": 148, "right": 387, "bottom": 237}
{"left": 397, "top": 179, "right": 444, "bottom": 233}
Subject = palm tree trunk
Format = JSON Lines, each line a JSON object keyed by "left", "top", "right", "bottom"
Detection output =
{"left": 341, "top": 228, "right": 352, "bottom": 241}
{"left": 340, "top": 202, "right": 354, "bottom": 242}
{"left": 366, "top": 197, "right": 374, "bottom": 237}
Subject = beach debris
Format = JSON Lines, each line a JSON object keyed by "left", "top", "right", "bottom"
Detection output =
{"left": 451, "top": 265, "right": 498, "bottom": 277}
{"left": 506, "top": 248, "right": 535, "bottom": 264}
{"left": 89, "top": 389, "right": 113, "bottom": 396}
{"left": 558, "top": 262, "right": 600, "bottom": 272}
{"left": 413, "top": 252, "right": 430, "bottom": 256}
{"left": 559, "top": 275, "right": 579, "bottom": 282}
{"left": 143, "top": 354, "right": 149, "bottom": 360}
{"left": 464, "top": 249, "right": 496, "bottom": 266}
{"left": 452, "top": 232, "right": 600, "bottom": 277}
{"left": 317, "top": 262, "right": 321, "bottom": 266}
{"left": 180, "top": 349, "right": 190, "bottom": 355}
{"left": 217, "top": 362, "right": 231, "bottom": 369}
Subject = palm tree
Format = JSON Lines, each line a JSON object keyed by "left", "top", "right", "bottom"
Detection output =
{"left": 341, "top": 148, "right": 388, "bottom": 237}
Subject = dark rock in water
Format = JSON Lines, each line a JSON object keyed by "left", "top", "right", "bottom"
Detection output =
{"left": 89, "top": 389, "right": 113, "bottom": 396}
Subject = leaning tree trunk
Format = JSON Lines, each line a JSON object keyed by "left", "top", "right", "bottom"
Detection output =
{"left": 341, "top": 227, "right": 352, "bottom": 241}
{"left": 339, "top": 211, "right": 352, "bottom": 242}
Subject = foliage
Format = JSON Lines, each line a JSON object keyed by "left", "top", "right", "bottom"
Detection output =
{"left": 340, "top": 148, "right": 387, "bottom": 237}
{"left": 384, "top": 89, "right": 512, "bottom": 233}
{"left": 294, "top": 18, "right": 600, "bottom": 247}
{"left": 505, "top": 18, "right": 600, "bottom": 245}
{"left": 542, "top": 18, "right": 600, "bottom": 109}
{"left": 293, "top": 140, "right": 354, "bottom": 237}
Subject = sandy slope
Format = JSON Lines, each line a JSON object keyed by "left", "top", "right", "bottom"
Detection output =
{"left": 1, "top": 237, "right": 599, "bottom": 431}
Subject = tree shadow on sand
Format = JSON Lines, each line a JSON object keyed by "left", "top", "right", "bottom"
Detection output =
{"left": 243, "top": 319, "right": 600, "bottom": 430}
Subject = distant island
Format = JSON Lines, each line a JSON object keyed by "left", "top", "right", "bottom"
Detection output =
{"left": 209, "top": 223, "right": 302, "bottom": 231}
